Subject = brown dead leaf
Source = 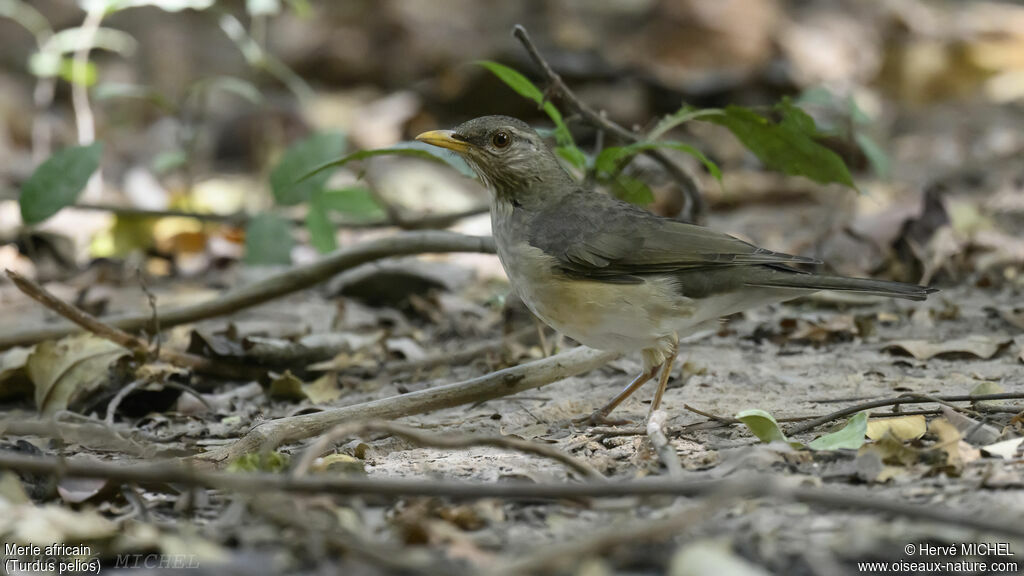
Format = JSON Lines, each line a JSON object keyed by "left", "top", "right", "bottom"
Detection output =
{"left": 928, "top": 418, "right": 981, "bottom": 474}
{"left": 860, "top": 434, "right": 921, "bottom": 467}
{"left": 866, "top": 415, "right": 927, "bottom": 441}
{"left": 0, "top": 346, "right": 32, "bottom": 402}
{"left": 784, "top": 315, "right": 858, "bottom": 343}
{"left": 268, "top": 371, "right": 343, "bottom": 404}
{"left": 27, "top": 335, "right": 130, "bottom": 415}
{"left": 884, "top": 335, "right": 1010, "bottom": 360}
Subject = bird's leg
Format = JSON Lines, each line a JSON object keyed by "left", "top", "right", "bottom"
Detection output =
{"left": 574, "top": 366, "right": 660, "bottom": 426}
{"left": 647, "top": 336, "right": 680, "bottom": 418}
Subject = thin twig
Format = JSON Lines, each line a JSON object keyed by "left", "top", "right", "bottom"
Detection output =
{"left": 512, "top": 25, "right": 705, "bottom": 222}
{"left": 136, "top": 269, "right": 161, "bottom": 357}
{"left": 646, "top": 409, "right": 683, "bottom": 478}
{"left": 105, "top": 380, "right": 211, "bottom": 425}
{"left": 293, "top": 421, "right": 604, "bottom": 480}
{"left": 787, "top": 392, "right": 1024, "bottom": 436}
{"left": 198, "top": 346, "right": 621, "bottom": 464}
{"left": 5, "top": 270, "right": 263, "bottom": 380}
{"left": 0, "top": 231, "right": 496, "bottom": 349}
{"left": 2, "top": 452, "right": 1022, "bottom": 538}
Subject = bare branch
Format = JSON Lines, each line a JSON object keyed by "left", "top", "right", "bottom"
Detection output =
{"left": 512, "top": 25, "right": 706, "bottom": 222}
{"left": 293, "top": 420, "right": 604, "bottom": 480}
{"left": 0, "top": 231, "right": 496, "bottom": 349}
{"left": 786, "top": 392, "right": 1024, "bottom": 436}
{"left": 1, "top": 451, "right": 1022, "bottom": 538}
{"left": 198, "top": 346, "right": 621, "bottom": 463}
{"left": 6, "top": 269, "right": 264, "bottom": 380}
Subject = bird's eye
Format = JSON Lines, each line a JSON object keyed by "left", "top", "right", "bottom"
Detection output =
{"left": 491, "top": 131, "right": 511, "bottom": 148}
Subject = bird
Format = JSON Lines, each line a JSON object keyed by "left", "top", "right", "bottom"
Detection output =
{"left": 417, "top": 115, "right": 936, "bottom": 425}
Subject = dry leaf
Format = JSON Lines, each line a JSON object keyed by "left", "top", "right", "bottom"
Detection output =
{"left": 670, "top": 538, "right": 773, "bottom": 576}
{"left": 785, "top": 314, "right": 858, "bottom": 343}
{"left": 0, "top": 346, "right": 33, "bottom": 402}
{"left": 928, "top": 418, "right": 981, "bottom": 473}
{"left": 860, "top": 435, "right": 921, "bottom": 467}
{"left": 27, "top": 335, "right": 130, "bottom": 415}
{"left": 884, "top": 335, "right": 1010, "bottom": 360}
{"left": 268, "top": 371, "right": 342, "bottom": 404}
{"left": 866, "top": 415, "right": 927, "bottom": 441}
{"left": 981, "top": 437, "right": 1024, "bottom": 460}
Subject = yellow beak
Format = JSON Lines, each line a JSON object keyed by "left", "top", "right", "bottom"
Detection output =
{"left": 415, "top": 129, "right": 471, "bottom": 153}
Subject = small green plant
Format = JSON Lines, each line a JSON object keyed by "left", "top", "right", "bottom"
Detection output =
{"left": 797, "top": 86, "right": 891, "bottom": 178}
{"left": 478, "top": 61, "right": 858, "bottom": 204}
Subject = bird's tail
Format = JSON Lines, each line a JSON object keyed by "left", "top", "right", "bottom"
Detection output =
{"left": 746, "top": 271, "right": 938, "bottom": 301}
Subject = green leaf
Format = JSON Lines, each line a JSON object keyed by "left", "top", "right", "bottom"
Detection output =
{"left": 305, "top": 191, "right": 337, "bottom": 253}
{"left": 298, "top": 146, "right": 471, "bottom": 185}
{"left": 270, "top": 132, "right": 346, "bottom": 206}
{"left": 319, "top": 187, "right": 386, "bottom": 220}
{"left": 854, "top": 132, "right": 890, "bottom": 179}
{"left": 20, "top": 143, "right": 102, "bottom": 224}
{"left": 795, "top": 86, "right": 836, "bottom": 109}
{"left": 808, "top": 411, "right": 868, "bottom": 451}
{"left": 609, "top": 175, "right": 654, "bottom": 205}
{"left": 476, "top": 60, "right": 545, "bottom": 105}
{"left": 556, "top": 145, "right": 586, "bottom": 170}
{"left": 708, "top": 104, "right": 855, "bottom": 190}
{"left": 601, "top": 141, "right": 722, "bottom": 184}
{"left": 58, "top": 58, "right": 97, "bottom": 86}
{"left": 244, "top": 213, "right": 293, "bottom": 265}
{"left": 152, "top": 149, "right": 188, "bottom": 174}
{"left": 735, "top": 409, "right": 801, "bottom": 448}
{"left": 476, "top": 60, "right": 584, "bottom": 169}
{"left": 227, "top": 451, "right": 289, "bottom": 473}
{"left": 647, "top": 106, "right": 724, "bottom": 141}
{"left": 387, "top": 140, "right": 474, "bottom": 177}
{"left": 101, "top": 0, "right": 216, "bottom": 12}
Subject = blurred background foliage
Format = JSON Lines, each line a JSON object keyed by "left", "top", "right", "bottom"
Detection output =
{"left": 1, "top": 0, "right": 1023, "bottom": 284}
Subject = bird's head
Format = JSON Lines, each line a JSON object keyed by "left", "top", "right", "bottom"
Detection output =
{"left": 416, "top": 115, "right": 572, "bottom": 206}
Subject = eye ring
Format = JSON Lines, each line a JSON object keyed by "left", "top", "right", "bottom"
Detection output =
{"left": 491, "top": 131, "right": 511, "bottom": 148}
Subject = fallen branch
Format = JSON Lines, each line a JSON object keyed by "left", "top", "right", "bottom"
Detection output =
{"left": 786, "top": 391, "right": 1024, "bottom": 436}
{"left": 6, "top": 270, "right": 264, "bottom": 381}
{"left": 379, "top": 325, "right": 536, "bottom": 376}
{"left": 293, "top": 421, "right": 604, "bottom": 480}
{"left": 512, "top": 25, "right": 705, "bottom": 223}
{"left": 72, "top": 203, "right": 489, "bottom": 230}
{"left": 198, "top": 346, "right": 621, "bottom": 463}
{"left": 2, "top": 451, "right": 1022, "bottom": 538}
{"left": 0, "top": 415, "right": 159, "bottom": 458}
{"left": 0, "top": 231, "right": 496, "bottom": 349}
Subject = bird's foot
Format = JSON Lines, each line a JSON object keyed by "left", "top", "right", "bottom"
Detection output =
{"left": 573, "top": 410, "right": 631, "bottom": 427}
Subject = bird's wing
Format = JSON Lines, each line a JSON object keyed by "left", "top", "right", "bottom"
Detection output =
{"left": 528, "top": 190, "right": 818, "bottom": 281}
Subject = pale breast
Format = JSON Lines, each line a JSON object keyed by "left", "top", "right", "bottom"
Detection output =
{"left": 494, "top": 235, "right": 696, "bottom": 353}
